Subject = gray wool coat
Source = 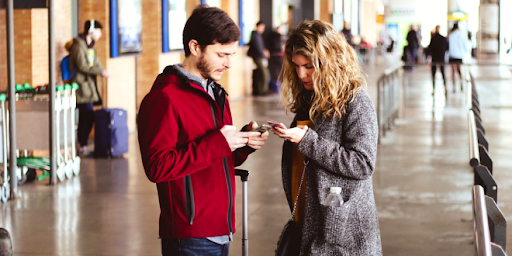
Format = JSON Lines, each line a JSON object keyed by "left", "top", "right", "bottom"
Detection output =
{"left": 281, "top": 88, "right": 382, "bottom": 256}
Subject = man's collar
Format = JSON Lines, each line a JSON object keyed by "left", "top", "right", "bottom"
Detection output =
{"left": 174, "top": 64, "right": 208, "bottom": 89}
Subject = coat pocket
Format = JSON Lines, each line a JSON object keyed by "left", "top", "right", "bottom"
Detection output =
{"left": 317, "top": 202, "right": 352, "bottom": 246}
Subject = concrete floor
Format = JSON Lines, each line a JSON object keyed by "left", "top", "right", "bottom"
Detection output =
{"left": 1, "top": 56, "right": 512, "bottom": 256}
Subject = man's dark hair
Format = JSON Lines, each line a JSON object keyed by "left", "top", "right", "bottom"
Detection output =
{"left": 452, "top": 22, "right": 459, "bottom": 31}
{"left": 256, "top": 21, "right": 264, "bottom": 26}
{"left": 0, "top": 228, "right": 12, "bottom": 256}
{"left": 183, "top": 5, "right": 241, "bottom": 57}
{"left": 84, "top": 20, "right": 103, "bottom": 33}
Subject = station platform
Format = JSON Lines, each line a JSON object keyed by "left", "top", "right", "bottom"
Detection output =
{"left": 1, "top": 55, "right": 511, "bottom": 255}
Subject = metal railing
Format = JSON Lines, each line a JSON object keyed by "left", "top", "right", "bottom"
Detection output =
{"left": 467, "top": 71, "right": 507, "bottom": 255}
{"left": 468, "top": 110, "right": 480, "bottom": 167}
{"left": 472, "top": 185, "right": 507, "bottom": 256}
{"left": 377, "top": 64, "right": 402, "bottom": 142}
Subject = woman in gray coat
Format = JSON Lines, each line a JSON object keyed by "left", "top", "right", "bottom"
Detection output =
{"left": 271, "top": 20, "right": 382, "bottom": 255}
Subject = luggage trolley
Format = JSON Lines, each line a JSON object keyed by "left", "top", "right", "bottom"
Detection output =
{"left": 0, "top": 93, "right": 10, "bottom": 202}
{"left": 3, "top": 82, "right": 80, "bottom": 184}
{"left": 57, "top": 83, "right": 80, "bottom": 179}
{"left": 13, "top": 84, "right": 54, "bottom": 182}
{"left": 67, "top": 83, "right": 80, "bottom": 176}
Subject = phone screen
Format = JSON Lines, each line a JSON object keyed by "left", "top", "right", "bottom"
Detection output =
{"left": 267, "top": 120, "right": 287, "bottom": 129}
{"left": 255, "top": 124, "right": 271, "bottom": 133}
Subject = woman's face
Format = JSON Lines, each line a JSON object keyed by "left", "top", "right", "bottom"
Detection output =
{"left": 292, "top": 54, "right": 315, "bottom": 91}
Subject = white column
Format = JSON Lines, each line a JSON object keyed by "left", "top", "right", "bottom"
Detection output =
{"left": 478, "top": 0, "right": 499, "bottom": 61}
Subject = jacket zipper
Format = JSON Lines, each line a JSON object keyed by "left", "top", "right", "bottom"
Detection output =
{"left": 183, "top": 90, "right": 232, "bottom": 233}
{"left": 184, "top": 176, "right": 195, "bottom": 225}
{"left": 210, "top": 104, "right": 233, "bottom": 234}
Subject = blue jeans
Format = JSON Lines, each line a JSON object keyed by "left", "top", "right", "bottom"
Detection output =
{"left": 161, "top": 238, "right": 230, "bottom": 256}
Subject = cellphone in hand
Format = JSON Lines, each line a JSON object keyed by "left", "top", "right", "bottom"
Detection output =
{"left": 255, "top": 124, "right": 271, "bottom": 133}
{"left": 267, "top": 120, "right": 287, "bottom": 129}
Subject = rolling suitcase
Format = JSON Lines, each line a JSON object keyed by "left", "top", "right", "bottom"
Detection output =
{"left": 235, "top": 169, "right": 249, "bottom": 256}
{"left": 94, "top": 108, "right": 128, "bottom": 157}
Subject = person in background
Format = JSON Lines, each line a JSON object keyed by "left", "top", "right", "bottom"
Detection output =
{"left": 359, "top": 36, "right": 372, "bottom": 49}
{"left": 0, "top": 228, "right": 13, "bottom": 256}
{"left": 405, "top": 24, "right": 419, "bottom": 71}
{"left": 386, "top": 36, "right": 395, "bottom": 53}
{"left": 68, "top": 20, "right": 110, "bottom": 156}
{"left": 428, "top": 25, "right": 449, "bottom": 96}
{"left": 341, "top": 21, "right": 354, "bottom": 48}
{"left": 248, "top": 21, "right": 270, "bottom": 96}
{"left": 267, "top": 24, "right": 286, "bottom": 94}
{"left": 272, "top": 20, "right": 382, "bottom": 255}
{"left": 448, "top": 22, "right": 468, "bottom": 92}
{"left": 137, "top": 6, "right": 268, "bottom": 256}
{"left": 358, "top": 36, "right": 372, "bottom": 64}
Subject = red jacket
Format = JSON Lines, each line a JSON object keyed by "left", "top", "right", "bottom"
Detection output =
{"left": 137, "top": 65, "right": 254, "bottom": 239}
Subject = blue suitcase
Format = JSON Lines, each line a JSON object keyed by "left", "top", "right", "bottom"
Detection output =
{"left": 94, "top": 108, "right": 128, "bottom": 157}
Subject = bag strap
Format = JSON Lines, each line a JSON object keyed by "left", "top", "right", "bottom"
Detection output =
{"left": 291, "top": 160, "right": 309, "bottom": 218}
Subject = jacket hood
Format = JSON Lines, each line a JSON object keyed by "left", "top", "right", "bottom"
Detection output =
{"left": 156, "top": 65, "right": 228, "bottom": 97}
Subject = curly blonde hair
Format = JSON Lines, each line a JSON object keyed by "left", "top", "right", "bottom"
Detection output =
{"left": 281, "top": 20, "right": 366, "bottom": 120}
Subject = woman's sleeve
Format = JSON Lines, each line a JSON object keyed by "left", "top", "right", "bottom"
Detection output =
{"left": 297, "top": 91, "right": 378, "bottom": 180}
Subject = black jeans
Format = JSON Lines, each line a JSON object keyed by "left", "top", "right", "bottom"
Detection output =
{"left": 431, "top": 64, "right": 446, "bottom": 82}
{"left": 77, "top": 102, "right": 94, "bottom": 147}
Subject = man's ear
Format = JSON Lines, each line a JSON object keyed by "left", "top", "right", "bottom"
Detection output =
{"left": 188, "top": 39, "right": 201, "bottom": 56}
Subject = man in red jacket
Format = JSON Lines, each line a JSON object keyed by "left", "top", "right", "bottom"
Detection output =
{"left": 137, "top": 5, "right": 269, "bottom": 256}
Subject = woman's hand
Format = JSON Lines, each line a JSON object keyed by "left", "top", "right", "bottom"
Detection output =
{"left": 271, "top": 125, "right": 309, "bottom": 144}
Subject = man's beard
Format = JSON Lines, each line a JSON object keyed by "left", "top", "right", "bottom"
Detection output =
{"left": 197, "top": 54, "right": 214, "bottom": 81}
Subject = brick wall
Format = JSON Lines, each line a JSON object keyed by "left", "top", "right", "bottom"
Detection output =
{"left": 55, "top": 0, "right": 73, "bottom": 84}
{"left": 319, "top": 0, "right": 333, "bottom": 23}
{"left": 136, "top": 0, "right": 162, "bottom": 109}
{"left": 0, "top": 0, "right": 258, "bottom": 122}
{"left": 78, "top": 0, "right": 110, "bottom": 80}
{"left": 0, "top": 10, "right": 5, "bottom": 89}
{"left": 13, "top": 10, "right": 32, "bottom": 86}
{"left": 0, "top": 1, "right": 72, "bottom": 89}
{"left": 30, "top": 9, "right": 49, "bottom": 87}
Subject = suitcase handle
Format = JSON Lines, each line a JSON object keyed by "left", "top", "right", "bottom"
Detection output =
{"left": 235, "top": 169, "right": 249, "bottom": 182}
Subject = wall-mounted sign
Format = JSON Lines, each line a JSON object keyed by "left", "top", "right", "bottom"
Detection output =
{"left": 110, "top": 0, "right": 143, "bottom": 57}
{"left": 389, "top": 9, "right": 415, "bottom": 16}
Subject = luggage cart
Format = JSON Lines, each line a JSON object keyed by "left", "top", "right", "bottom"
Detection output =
{"left": 68, "top": 83, "right": 80, "bottom": 176}
{"left": 0, "top": 93, "right": 10, "bottom": 202}
{"left": 1, "top": 86, "right": 52, "bottom": 184}
{"left": 0, "top": 83, "right": 80, "bottom": 185}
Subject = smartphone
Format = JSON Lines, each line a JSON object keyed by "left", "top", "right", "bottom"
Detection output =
{"left": 267, "top": 120, "right": 287, "bottom": 129}
{"left": 254, "top": 124, "right": 271, "bottom": 133}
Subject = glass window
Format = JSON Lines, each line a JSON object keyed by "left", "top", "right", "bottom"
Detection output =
{"left": 205, "top": 0, "right": 221, "bottom": 7}
{"left": 167, "top": 0, "right": 187, "bottom": 50}
{"left": 242, "top": 0, "right": 255, "bottom": 45}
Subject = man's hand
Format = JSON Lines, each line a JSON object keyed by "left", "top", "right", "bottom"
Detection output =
{"left": 264, "top": 49, "right": 270, "bottom": 59}
{"left": 220, "top": 125, "right": 260, "bottom": 151}
{"left": 243, "top": 121, "right": 269, "bottom": 150}
{"left": 102, "top": 69, "right": 110, "bottom": 78}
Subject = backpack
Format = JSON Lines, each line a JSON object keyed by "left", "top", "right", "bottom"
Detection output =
{"left": 60, "top": 55, "right": 76, "bottom": 84}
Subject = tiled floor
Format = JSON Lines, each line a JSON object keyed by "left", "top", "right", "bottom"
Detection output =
{"left": 1, "top": 56, "right": 512, "bottom": 255}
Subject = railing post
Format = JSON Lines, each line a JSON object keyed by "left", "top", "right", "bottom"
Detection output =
{"left": 472, "top": 185, "right": 492, "bottom": 256}
{"left": 474, "top": 165, "right": 497, "bottom": 202}
{"left": 485, "top": 195, "right": 507, "bottom": 250}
